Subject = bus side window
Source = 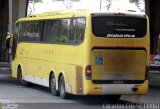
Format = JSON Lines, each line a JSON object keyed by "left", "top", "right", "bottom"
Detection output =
{"left": 71, "top": 18, "right": 85, "bottom": 43}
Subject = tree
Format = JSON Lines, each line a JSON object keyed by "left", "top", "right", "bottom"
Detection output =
{"left": 100, "top": 0, "right": 112, "bottom": 11}
{"left": 53, "top": 0, "right": 80, "bottom": 9}
{"left": 0, "top": 0, "right": 9, "bottom": 61}
{"left": 56, "top": 0, "right": 79, "bottom": 1}
{"left": 29, "top": 0, "right": 43, "bottom": 3}
{"left": 105, "top": 0, "right": 112, "bottom": 11}
{"left": 62, "top": 0, "right": 74, "bottom": 9}
{"left": 35, "top": 0, "right": 43, "bottom": 3}
{"left": 129, "top": 0, "right": 145, "bottom": 12}
{"left": 28, "top": 0, "right": 43, "bottom": 15}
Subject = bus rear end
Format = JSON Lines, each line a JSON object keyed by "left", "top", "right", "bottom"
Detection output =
{"left": 84, "top": 12, "right": 149, "bottom": 95}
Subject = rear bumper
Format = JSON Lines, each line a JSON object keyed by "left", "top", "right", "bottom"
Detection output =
{"left": 83, "top": 80, "right": 148, "bottom": 95}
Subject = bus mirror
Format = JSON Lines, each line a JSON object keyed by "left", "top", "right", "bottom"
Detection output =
{"left": 5, "top": 34, "right": 13, "bottom": 49}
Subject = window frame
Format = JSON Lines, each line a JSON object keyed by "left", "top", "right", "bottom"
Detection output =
{"left": 17, "top": 17, "right": 86, "bottom": 46}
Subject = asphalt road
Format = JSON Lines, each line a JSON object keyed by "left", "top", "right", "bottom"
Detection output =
{"left": 0, "top": 69, "right": 160, "bottom": 109}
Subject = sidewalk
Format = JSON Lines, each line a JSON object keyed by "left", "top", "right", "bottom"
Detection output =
{"left": 0, "top": 62, "right": 10, "bottom": 67}
{"left": 149, "top": 72, "right": 160, "bottom": 88}
{"left": 0, "top": 62, "right": 11, "bottom": 74}
{"left": 0, "top": 62, "right": 160, "bottom": 105}
{"left": 121, "top": 86, "right": 160, "bottom": 104}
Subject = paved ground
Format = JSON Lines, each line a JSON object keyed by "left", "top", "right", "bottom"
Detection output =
{"left": 0, "top": 64, "right": 160, "bottom": 109}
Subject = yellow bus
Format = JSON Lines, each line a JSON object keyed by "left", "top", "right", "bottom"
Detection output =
{"left": 11, "top": 10, "right": 150, "bottom": 99}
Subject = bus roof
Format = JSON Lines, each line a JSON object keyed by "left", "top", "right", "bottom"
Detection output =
{"left": 17, "top": 10, "right": 90, "bottom": 22}
{"left": 16, "top": 9, "right": 146, "bottom": 22}
{"left": 36, "top": 9, "right": 90, "bottom": 17}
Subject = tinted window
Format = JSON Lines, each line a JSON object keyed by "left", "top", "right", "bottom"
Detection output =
{"left": 19, "top": 21, "right": 42, "bottom": 42}
{"left": 43, "top": 18, "right": 85, "bottom": 44}
{"left": 92, "top": 16, "right": 147, "bottom": 38}
{"left": 19, "top": 18, "right": 85, "bottom": 45}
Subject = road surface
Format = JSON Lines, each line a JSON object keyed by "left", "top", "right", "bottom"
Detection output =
{"left": 0, "top": 68, "right": 160, "bottom": 109}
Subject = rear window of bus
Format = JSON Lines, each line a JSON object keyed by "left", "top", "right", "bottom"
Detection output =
{"left": 91, "top": 14, "right": 147, "bottom": 38}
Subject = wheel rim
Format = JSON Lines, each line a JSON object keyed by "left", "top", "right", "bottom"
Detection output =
{"left": 60, "top": 79, "right": 65, "bottom": 97}
{"left": 20, "top": 72, "right": 22, "bottom": 82}
{"left": 51, "top": 75, "right": 56, "bottom": 93}
{"left": 18, "top": 68, "right": 22, "bottom": 82}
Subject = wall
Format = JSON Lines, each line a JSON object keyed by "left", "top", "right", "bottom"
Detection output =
{"left": 0, "top": 0, "right": 9, "bottom": 61}
{"left": 8, "top": 0, "right": 28, "bottom": 33}
{"left": 148, "top": 0, "right": 160, "bottom": 54}
{"left": 0, "top": 0, "right": 28, "bottom": 62}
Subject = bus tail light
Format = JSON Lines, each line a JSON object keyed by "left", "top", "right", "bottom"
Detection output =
{"left": 145, "top": 66, "right": 149, "bottom": 80}
{"left": 85, "top": 65, "right": 92, "bottom": 80}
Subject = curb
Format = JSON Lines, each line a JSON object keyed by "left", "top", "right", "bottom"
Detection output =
{"left": 0, "top": 62, "right": 10, "bottom": 67}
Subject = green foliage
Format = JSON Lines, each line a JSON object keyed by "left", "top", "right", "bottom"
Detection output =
{"left": 129, "top": 0, "right": 139, "bottom": 4}
{"left": 106, "top": 0, "right": 112, "bottom": 11}
{"left": 30, "top": 0, "right": 43, "bottom": 3}
{"left": 129, "top": 0, "right": 145, "bottom": 11}
{"left": 57, "top": 0, "right": 80, "bottom": 1}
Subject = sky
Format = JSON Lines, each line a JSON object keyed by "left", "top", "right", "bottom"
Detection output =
{"left": 28, "top": 0, "right": 145, "bottom": 15}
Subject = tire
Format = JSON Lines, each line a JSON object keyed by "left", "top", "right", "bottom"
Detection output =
{"left": 59, "top": 75, "right": 70, "bottom": 99}
{"left": 17, "top": 67, "right": 28, "bottom": 86}
{"left": 50, "top": 73, "right": 59, "bottom": 96}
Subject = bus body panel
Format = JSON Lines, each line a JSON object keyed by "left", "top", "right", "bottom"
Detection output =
{"left": 13, "top": 42, "right": 85, "bottom": 94}
{"left": 83, "top": 80, "right": 148, "bottom": 95}
{"left": 91, "top": 49, "right": 146, "bottom": 81}
{"left": 12, "top": 43, "right": 28, "bottom": 79}
{"left": 11, "top": 10, "right": 150, "bottom": 96}
{"left": 82, "top": 13, "right": 150, "bottom": 95}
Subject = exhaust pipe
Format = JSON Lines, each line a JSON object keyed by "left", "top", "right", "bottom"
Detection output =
{"left": 132, "top": 87, "right": 138, "bottom": 92}
{"left": 131, "top": 85, "right": 139, "bottom": 92}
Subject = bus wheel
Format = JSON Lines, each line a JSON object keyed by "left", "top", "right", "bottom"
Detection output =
{"left": 17, "top": 67, "right": 28, "bottom": 86}
{"left": 59, "top": 75, "right": 70, "bottom": 99}
{"left": 50, "top": 73, "right": 59, "bottom": 96}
